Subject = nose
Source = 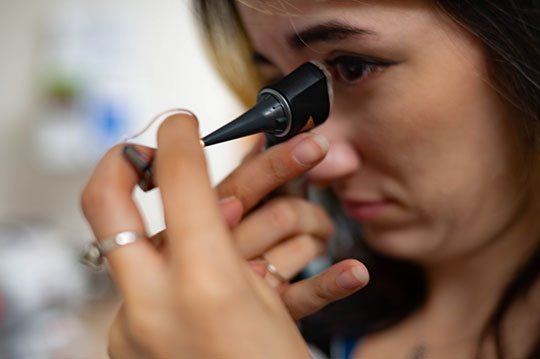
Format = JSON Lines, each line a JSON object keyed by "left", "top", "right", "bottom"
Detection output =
{"left": 307, "top": 117, "right": 362, "bottom": 187}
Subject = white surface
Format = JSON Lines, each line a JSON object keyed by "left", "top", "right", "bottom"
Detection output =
{"left": 0, "top": 0, "right": 247, "bottom": 236}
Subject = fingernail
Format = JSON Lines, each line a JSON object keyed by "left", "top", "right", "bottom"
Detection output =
{"left": 336, "top": 267, "right": 369, "bottom": 290}
{"left": 123, "top": 145, "right": 149, "bottom": 172}
{"left": 292, "top": 133, "right": 329, "bottom": 167}
{"left": 218, "top": 196, "right": 237, "bottom": 205}
{"left": 123, "top": 108, "right": 197, "bottom": 142}
{"left": 247, "top": 260, "right": 267, "bottom": 277}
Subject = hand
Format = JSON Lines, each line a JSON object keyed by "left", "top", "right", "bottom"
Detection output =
{"left": 82, "top": 114, "right": 312, "bottom": 358}
{"left": 125, "top": 128, "right": 369, "bottom": 321}
{"left": 82, "top": 114, "right": 369, "bottom": 358}
{"left": 133, "top": 129, "right": 370, "bottom": 319}
{"left": 215, "top": 134, "right": 370, "bottom": 319}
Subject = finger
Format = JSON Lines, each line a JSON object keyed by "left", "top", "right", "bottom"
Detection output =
{"left": 108, "top": 306, "right": 150, "bottom": 359}
{"left": 233, "top": 197, "right": 334, "bottom": 259}
{"left": 219, "top": 197, "right": 244, "bottom": 229}
{"left": 216, "top": 132, "right": 329, "bottom": 213}
{"left": 247, "top": 260, "right": 268, "bottom": 277}
{"left": 122, "top": 144, "right": 155, "bottom": 171}
{"left": 261, "top": 234, "right": 327, "bottom": 280}
{"left": 149, "top": 230, "right": 169, "bottom": 257}
{"left": 147, "top": 196, "right": 242, "bottom": 260}
{"left": 122, "top": 144, "right": 156, "bottom": 191}
{"left": 239, "top": 134, "right": 266, "bottom": 164}
{"left": 281, "top": 259, "right": 369, "bottom": 320}
{"left": 123, "top": 144, "right": 244, "bottom": 230}
{"left": 154, "top": 114, "right": 240, "bottom": 271}
{"left": 81, "top": 144, "right": 163, "bottom": 296}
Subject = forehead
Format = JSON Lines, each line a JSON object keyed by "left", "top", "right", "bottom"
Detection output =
{"left": 235, "top": 0, "right": 440, "bottom": 56}
{"left": 235, "top": 0, "right": 433, "bottom": 26}
{"left": 236, "top": 0, "right": 423, "bottom": 13}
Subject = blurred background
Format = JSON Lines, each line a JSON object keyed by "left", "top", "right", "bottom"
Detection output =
{"left": 0, "top": 0, "right": 247, "bottom": 357}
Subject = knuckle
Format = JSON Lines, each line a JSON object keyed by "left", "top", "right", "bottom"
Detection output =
{"left": 125, "top": 308, "right": 158, "bottom": 346}
{"left": 80, "top": 145, "right": 128, "bottom": 219}
{"left": 123, "top": 294, "right": 162, "bottom": 339}
{"left": 267, "top": 155, "right": 290, "bottom": 184}
{"left": 80, "top": 183, "right": 110, "bottom": 219}
{"left": 313, "top": 205, "right": 335, "bottom": 239}
{"left": 81, "top": 179, "right": 123, "bottom": 215}
{"left": 216, "top": 171, "right": 242, "bottom": 200}
{"left": 80, "top": 185, "right": 94, "bottom": 217}
{"left": 107, "top": 319, "right": 130, "bottom": 358}
{"left": 267, "top": 199, "right": 301, "bottom": 232}
{"left": 240, "top": 150, "right": 257, "bottom": 165}
{"left": 288, "top": 234, "right": 309, "bottom": 252}
{"left": 171, "top": 269, "right": 242, "bottom": 307}
{"left": 171, "top": 287, "right": 242, "bottom": 321}
{"left": 294, "top": 235, "right": 325, "bottom": 257}
{"left": 312, "top": 276, "right": 333, "bottom": 304}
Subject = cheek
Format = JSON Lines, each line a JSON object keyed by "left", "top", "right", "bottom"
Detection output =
{"left": 354, "top": 45, "right": 525, "bottom": 257}
{"left": 368, "top": 39, "right": 513, "bottom": 189}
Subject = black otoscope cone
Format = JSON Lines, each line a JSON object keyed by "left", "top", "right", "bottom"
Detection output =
{"left": 124, "top": 61, "right": 332, "bottom": 192}
{"left": 201, "top": 95, "right": 288, "bottom": 146}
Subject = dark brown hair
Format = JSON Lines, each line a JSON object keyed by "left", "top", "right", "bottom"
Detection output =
{"left": 192, "top": 1, "right": 540, "bottom": 357}
{"left": 433, "top": 2, "right": 540, "bottom": 357}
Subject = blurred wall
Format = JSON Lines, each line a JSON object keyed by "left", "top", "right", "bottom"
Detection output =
{"left": 0, "top": 0, "right": 249, "bottom": 357}
{"left": 0, "top": 0, "right": 246, "bottom": 236}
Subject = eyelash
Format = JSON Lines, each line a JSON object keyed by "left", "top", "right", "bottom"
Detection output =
{"left": 324, "top": 55, "right": 393, "bottom": 85}
{"left": 261, "top": 55, "right": 394, "bottom": 87}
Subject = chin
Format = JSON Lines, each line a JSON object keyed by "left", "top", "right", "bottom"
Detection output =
{"left": 361, "top": 224, "right": 443, "bottom": 261}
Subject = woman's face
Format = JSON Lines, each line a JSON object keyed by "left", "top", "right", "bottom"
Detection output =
{"left": 236, "top": 0, "right": 530, "bottom": 262}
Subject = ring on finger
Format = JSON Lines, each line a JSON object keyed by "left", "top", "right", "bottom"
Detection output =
{"left": 81, "top": 231, "right": 146, "bottom": 271}
{"left": 259, "top": 255, "right": 287, "bottom": 282}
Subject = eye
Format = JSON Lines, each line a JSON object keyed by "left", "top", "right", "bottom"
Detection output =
{"left": 325, "top": 55, "right": 392, "bottom": 85}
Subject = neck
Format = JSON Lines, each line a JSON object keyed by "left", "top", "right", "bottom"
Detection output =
{"left": 414, "top": 201, "right": 540, "bottom": 347}
{"left": 424, "top": 240, "right": 535, "bottom": 325}
{"left": 413, "top": 219, "right": 540, "bottom": 354}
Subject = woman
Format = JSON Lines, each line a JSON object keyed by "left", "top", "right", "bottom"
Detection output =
{"left": 81, "top": 0, "right": 540, "bottom": 358}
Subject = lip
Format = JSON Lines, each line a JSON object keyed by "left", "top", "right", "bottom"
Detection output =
{"left": 341, "top": 199, "right": 395, "bottom": 222}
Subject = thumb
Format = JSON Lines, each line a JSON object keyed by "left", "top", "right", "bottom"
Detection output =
{"left": 281, "top": 259, "right": 369, "bottom": 320}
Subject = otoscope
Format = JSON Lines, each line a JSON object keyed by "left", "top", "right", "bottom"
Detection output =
{"left": 123, "top": 60, "right": 333, "bottom": 191}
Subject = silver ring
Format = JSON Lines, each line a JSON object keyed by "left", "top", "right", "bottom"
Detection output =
{"left": 259, "top": 255, "right": 287, "bottom": 282}
{"left": 80, "top": 231, "right": 145, "bottom": 271}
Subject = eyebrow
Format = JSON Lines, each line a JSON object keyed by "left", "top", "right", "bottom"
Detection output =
{"left": 288, "top": 20, "right": 376, "bottom": 49}
{"left": 252, "top": 21, "right": 376, "bottom": 65}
